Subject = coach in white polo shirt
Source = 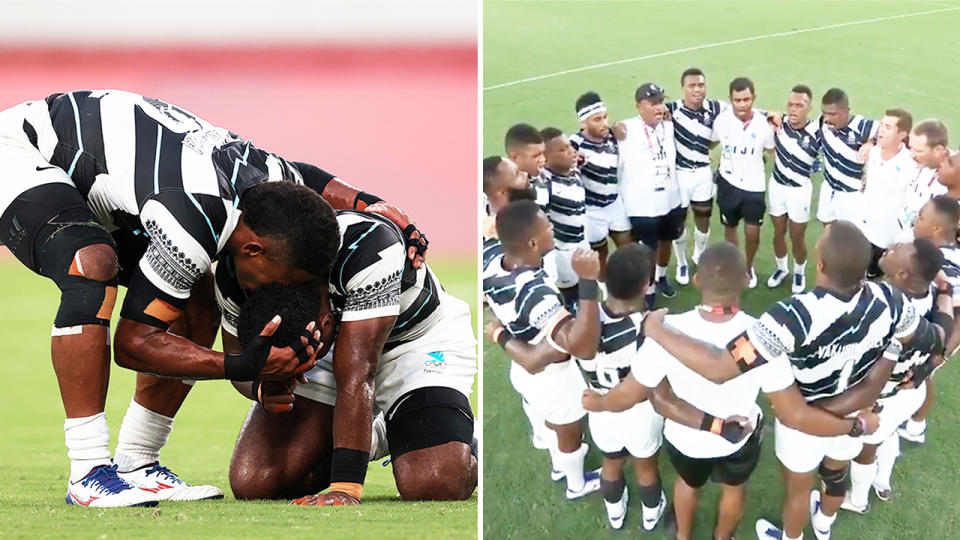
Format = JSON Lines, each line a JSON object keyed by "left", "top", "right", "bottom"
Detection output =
{"left": 711, "top": 77, "right": 775, "bottom": 289}
{"left": 617, "top": 82, "right": 684, "bottom": 303}
{"left": 858, "top": 109, "right": 917, "bottom": 277}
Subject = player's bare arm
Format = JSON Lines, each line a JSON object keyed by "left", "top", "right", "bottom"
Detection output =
{"left": 484, "top": 319, "right": 568, "bottom": 374}
{"left": 768, "top": 383, "right": 879, "bottom": 436}
{"left": 549, "top": 249, "right": 602, "bottom": 359}
{"left": 810, "top": 357, "right": 895, "bottom": 417}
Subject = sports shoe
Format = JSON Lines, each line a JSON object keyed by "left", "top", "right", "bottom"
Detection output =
{"left": 645, "top": 291, "right": 657, "bottom": 310}
{"left": 370, "top": 412, "right": 390, "bottom": 461}
{"left": 565, "top": 468, "right": 601, "bottom": 500}
{"left": 898, "top": 421, "right": 926, "bottom": 444}
{"left": 809, "top": 490, "right": 832, "bottom": 540}
{"left": 873, "top": 484, "right": 892, "bottom": 501}
{"left": 604, "top": 485, "right": 628, "bottom": 529}
{"left": 657, "top": 277, "right": 677, "bottom": 298}
{"left": 675, "top": 264, "right": 690, "bottom": 286}
{"left": 66, "top": 464, "right": 159, "bottom": 507}
{"left": 641, "top": 490, "right": 667, "bottom": 531}
{"left": 755, "top": 519, "right": 783, "bottom": 539}
{"left": 532, "top": 432, "right": 553, "bottom": 451}
{"left": 840, "top": 491, "right": 870, "bottom": 514}
{"left": 748, "top": 268, "right": 757, "bottom": 289}
{"left": 792, "top": 272, "right": 806, "bottom": 294}
{"left": 120, "top": 463, "right": 223, "bottom": 501}
{"left": 767, "top": 269, "right": 788, "bottom": 288}
{"left": 551, "top": 469, "right": 565, "bottom": 481}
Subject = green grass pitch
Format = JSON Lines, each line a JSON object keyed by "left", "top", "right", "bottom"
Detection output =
{"left": 483, "top": 1, "right": 960, "bottom": 538}
{"left": 0, "top": 256, "right": 477, "bottom": 539}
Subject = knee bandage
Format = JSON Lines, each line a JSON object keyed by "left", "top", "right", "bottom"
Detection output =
{"left": 818, "top": 463, "right": 849, "bottom": 497}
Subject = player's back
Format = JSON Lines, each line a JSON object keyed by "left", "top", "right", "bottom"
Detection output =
{"left": 577, "top": 306, "right": 644, "bottom": 392}
{"left": 883, "top": 284, "right": 935, "bottom": 397}
{"left": 482, "top": 253, "right": 562, "bottom": 344}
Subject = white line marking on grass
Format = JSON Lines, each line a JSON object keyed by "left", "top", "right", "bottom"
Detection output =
{"left": 483, "top": 6, "right": 960, "bottom": 91}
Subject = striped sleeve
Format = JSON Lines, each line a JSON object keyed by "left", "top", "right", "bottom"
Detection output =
{"left": 333, "top": 221, "right": 405, "bottom": 322}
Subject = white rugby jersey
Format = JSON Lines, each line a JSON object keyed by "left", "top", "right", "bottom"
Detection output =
{"left": 569, "top": 131, "right": 619, "bottom": 209}
{"left": 897, "top": 166, "right": 946, "bottom": 238}
{"left": 576, "top": 305, "right": 645, "bottom": 392}
{"left": 3, "top": 90, "right": 314, "bottom": 327}
{"left": 711, "top": 108, "right": 775, "bottom": 192}
{"left": 666, "top": 98, "right": 727, "bottom": 170}
{"left": 541, "top": 167, "right": 586, "bottom": 250}
{"left": 617, "top": 117, "right": 680, "bottom": 217}
{"left": 217, "top": 211, "right": 443, "bottom": 353}
{"left": 859, "top": 146, "right": 917, "bottom": 248}
{"left": 482, "top": 254, "right": 567, "bottom": 343}
{"left": 634, "top": 309, "right": 794, "bottom": 459}
{"left": 746, "top": 281, "right": 919, "bottom": 402}
{"left": 820, "top": 114, "right": 879, "bottom": 192}
{"left": 771, "top": 120, "right": 821, "bottom": 188}
{"left": 881, "top": 284, "right": 935, "bottom": 398}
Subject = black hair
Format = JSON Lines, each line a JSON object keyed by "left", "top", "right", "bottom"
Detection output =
{"left": 539, "top": 127, "right": 564, "bottom": 144}
{"left": 240, "top": 182, "right": 340, "bottom": 278}
{"left": 681, "top": 67, "right": 704, "bottom": 85}
{"left": 575, "top": 91, "right": 602, "bottom": 113}
{"left": 496, "top": 200, "right": 543, "bottom": 251}
{"left": 697, "top": 242, "right": 748, "bottom": 298}
{"left": 505, "top": 123, "right": 543, "bottom": 152}
{"left": 482, "top": 155, "right": 504, "bottom": 194}
{"left": 791, "top": 84, "right": 813, "bottom": 98}
{"left": 237, "top": 281, "right": 325, "bottom": 348}
{"left": 928, "top": 195, "right": 960, "bottom": 234}
{"left": 911, "top": 237, "right": 944, "bottom": 284}
{"left": 606, "top": 244, "right": 652, "bottom": 300}
{"left": 728, "top": 77, "right": 755, "bottom": 96}
{"left": 821, "top": 221, "right": 871, "bottom": 289}
{"left": 821, "top": 88, "right": 849, "bottom": 107}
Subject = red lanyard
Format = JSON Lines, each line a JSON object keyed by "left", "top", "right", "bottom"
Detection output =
{"left": 698, "top": 304, "right": 740, "bottom": 315}
{"left": 643, "top": 123, "right": 664, "bottom": 155}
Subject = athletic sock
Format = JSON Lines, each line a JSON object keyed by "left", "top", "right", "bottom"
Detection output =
{"left": 794, "top": 260, "right": 806, "bottom": 275}
{"left": 811, "top": 504, "right": 836, "bottom": 532}
{"left": 555, "top": 443, "right": 587, "bottom": 492}
{"left": 784, "top": 534, "right": 803, "bottom": 540}
{"left": 636, "top": 477, "right": 662, "bottom": 508}
{"left": 521, "top": 399, "right": 555, "bottom": 451}
{"left": 600, "top": 476, "right": 626, "bottom": 503}
{"left": 775, "top": 256, "right": 788, "bottom": 272}
{"left": 673, "top": 230, "right": 689, "bottom": 266}
{"left": 694, "top": 228, "right": 710, "bottom": 254}
{"left": 848, "top": 460, "right": 876, "bottom": 508}
{"left": 874, "top": 435, "right": 900, "bottom": 490}
{"left": 905, "top": 418, "right": 926, "bottom": 436}
{"left": 113, "top": 398, "right": 174, "bottom": 473}
{"left": 656, "top": 265, "right": 667, "bottom": 281}
{"left": 64, "top": 412, "right": 112, "bottom": 482}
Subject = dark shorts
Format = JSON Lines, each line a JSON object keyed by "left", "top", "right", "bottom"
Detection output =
{"left": 629, "top": 206, "right": 686, "bottom": 250}
{"left": 386, "top": 386, "right": 474, "bottom": 459}
{"left": 665, "top": 418, "right": 764, "bottom": 488}
{"left": 716, "top": 173, "right": 765, "bottom": 227}
{"left": 867, "top": 243, "right": 886, "bottom": 279}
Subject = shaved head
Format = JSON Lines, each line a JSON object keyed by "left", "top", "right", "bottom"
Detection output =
{"left": 819, "top": 221, "right": 871, "bottom": 289}
{"left": 696, "top": 242, "right": 748, "bottom": 298}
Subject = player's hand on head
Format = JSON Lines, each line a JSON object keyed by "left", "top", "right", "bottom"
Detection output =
{"left": 363, "top": 201, "right": 429, "bottom": 269}
{"left": 255, "top": 319, "right": 322, "bottom": 381}
{"left": 571, "top": 249, "right": 600, "bottom": 280}
{"left": 290, "top": 491, "right": 360, "bottom": 507}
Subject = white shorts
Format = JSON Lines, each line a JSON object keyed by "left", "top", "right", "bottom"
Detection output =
{"left": 767, "top": 178, "right": 812, "bottom": 223}
{"left": 584, "top": 198, "right": 631, "bottom": 245}
{"left": 294, "top": 293, "right": 477, "bottom": 418}
{"left": 816, "top": 183, "right": 863, "bottom": 224}
{"left": 862, "top": 383, "right": 927, "bottom": 445}
{"left": 509, "top": 359, "right": 586, "bottom": 426}
{"left": 588, "top": 401, "right": 663, "bottom": 458}
{"left": 676, "top": 166, "right": 715, "bottom": 207}
{"left": 552, "top": 241, "right": 591, "bottom": 288}
{"left": 0, "top": 104, "right": 76, "bottom": 214}
{"left": 774, "top": 418, "right": 863, "bottom": 473}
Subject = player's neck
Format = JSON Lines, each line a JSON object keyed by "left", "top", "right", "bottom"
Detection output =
{"left": 816, "top": 276, "right": 860, "bottom": 298}
{"left": 604, "top": 297, "right": 639, "bottom": 317}
{"left": 683, "top": 97, "right": 703, "bottom": 110}
{"left": 788, "top": 117, "right": 808, "bottom": 129}
{"left": 945, "top": 185, "right": 960, "bottom": 199}
{"left": 696, "top": 294, "right": 740, "bottom": 323}
{"left": 880, "top": 143, "right": 902, "bottom": 160}
{"left": 502, "top": 252, "right": 541, "bottom": 271}
{"left": 546, "top": 164, "right": 572, "bottom": 176}
{"left": 582, "top": 130, "right": 605, "bottom": 144}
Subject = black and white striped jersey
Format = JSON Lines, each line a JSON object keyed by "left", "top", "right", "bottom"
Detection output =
{"left": 216, "top": 210, "right": 442, "bottom": 350}
{"left": 7, "top": 90, "right": 309, "bottom": 325}
{"left": 882, "top": 285, "right": 935, "bottom": 398}
{"left": 745, "top": 281, "right": 919, "bottom": 401}
{"left": 541, "top": 167, "right": 586, "bottom": 249}
{"left": 482, "top": 254, "right": 567, "bottom": 343}
{"left": 772, "top": 120, "right": 822, "bottom": 188}
{"left": 569, "top": 132, "right": 619, "bottom": 208}
{"left": 665, "top": 98, "right": 726, "bottom": 170}
{"left": 482, "top": 237, "right": 504, "bottom": 272}
{"left": 577, "top": 305, "right": 644, "bottom": 392}
{"left": 820, "top": 114, "right": 878, "bottom": 192}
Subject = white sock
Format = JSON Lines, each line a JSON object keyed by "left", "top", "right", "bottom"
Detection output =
{"left": 794, "top": 260, "right": 806, "bottom": 275}
{"left": 874, "top": 435, "right": 900, "bottom": 490}
{"left": 673, "top": 230, "right": 688, "bottom": 266}
{"left": 521, "top": 399, "right": 554, "bottom": 449}
{"left": 64, "top": 412, "right": 112, "bottom": 482}
{"left": 656, "top": 265, "right": 667, "bottom": 280}
{"left": 905, "top": 418, "right": 926, "bottom": 436}
{"left": 555, "top": 443, "right": 587, "bottom": 492}
{"left": 694, "top": 228, "right": 710, "bottom": 253}
{"left": 775, "top": 256, "right": 788, "bottom": 271}
{"left": 848, "top": 460, "right": 876, "bottom": 508}
{"left": 784, "top": 534, "right": 803, "bottom": 540}
{"left": 113, "top": 398, "right": 174, "bottom": 472}
{"left": 812, "top": 504, "right": 836, "bottom": 532}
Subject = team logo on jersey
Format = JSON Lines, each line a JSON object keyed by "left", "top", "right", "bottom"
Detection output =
{"left": 801, "top": 136, "right": 811, "bottom": 149}
{"left": 847, "top": 131, "right": 857, "bottom": 144}
{"left": 424, "top": 351, "right": 446, "bottom": 373}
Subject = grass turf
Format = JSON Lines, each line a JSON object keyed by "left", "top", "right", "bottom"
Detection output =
{"left": 483, "top": 1, "right": 960, "bottom": 538}
{"left": 0, "top": 256, "right": 477, "bottom": 539}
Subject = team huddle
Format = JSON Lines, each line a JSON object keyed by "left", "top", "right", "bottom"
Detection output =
{"left": 482, "top": 68, "right": 960, "bottom": 540}
{"left": 0, "top": 90, "right": 477, "bottom": 508}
